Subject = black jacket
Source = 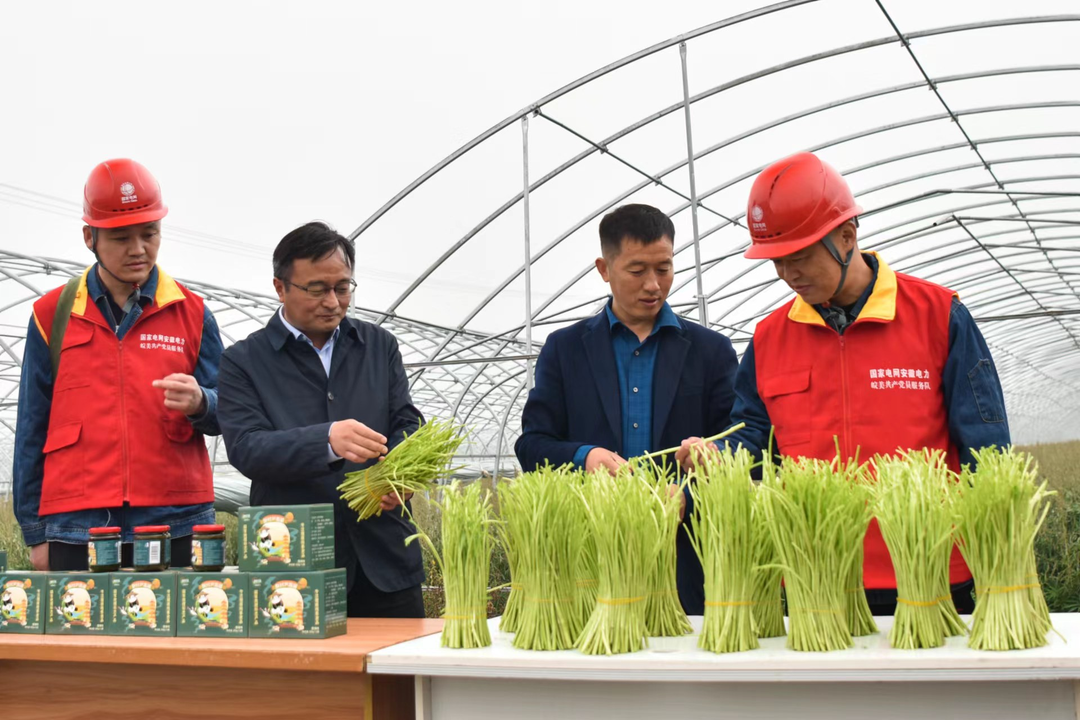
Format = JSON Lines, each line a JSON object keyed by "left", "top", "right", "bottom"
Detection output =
{"left": 218, "top": 311, "right": 424, "bottom": 593}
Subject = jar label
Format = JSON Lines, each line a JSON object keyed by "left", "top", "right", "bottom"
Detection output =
{"left": 88, "top": 538, "right": 121, "bottom": 568}
{"left": 192, "top": 538, "right": 226, "bottom": 568}
{"left": 134, "top": 539, "right": 170, "bottom": 568}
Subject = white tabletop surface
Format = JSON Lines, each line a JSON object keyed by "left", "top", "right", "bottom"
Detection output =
{"left": 367, "top": 613, "right": 1080, "bottom": 682}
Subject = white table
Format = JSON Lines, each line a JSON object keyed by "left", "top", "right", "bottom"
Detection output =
{"left": 368, "top": 613, "right": 1080, "bottom": 720}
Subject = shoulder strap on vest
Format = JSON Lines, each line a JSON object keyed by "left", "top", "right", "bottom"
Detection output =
{"left": 49, "top": 277, "right": 82, "bottom": 383}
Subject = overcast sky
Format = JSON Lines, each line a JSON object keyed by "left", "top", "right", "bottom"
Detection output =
{"left": 1, "top": 1, "right": 1078, "bottom": 448}
{"left": 0, "top": 0, "right": 757, "bottom": 294}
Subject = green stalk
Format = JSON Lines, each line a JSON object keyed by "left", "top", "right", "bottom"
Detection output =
{"left": 874, "top": 450, "right": 960, "bottom": 649}
{"left": 751, "top": 465, "right": 785, "bottom": 639}
{"left": 577, "top": 463, "right": 660, "bottom": 655}
{"left": 406, "top": 481, "right": 494, "bottom": 649}
{"left": 641, "top": 460, "right": 692, "bottom": 637}
{"left": 572, "top": 471, "right": 600, "bottom": 633}
{"left": 688, "top": 446, "right": 759, "bottom": 653}
{"left": 496, "top": 480, "right": 524, "bottom": 633}
{"left": 759, "top": 457, "right": 858, "bottom": 652}
{"left": 953, "top": 447, "right": 1055, "bottom": 651}
{"left": 838, "top": 458, "right": 877, "bottom": 637}
{"left": 339, "top": 419, "right": 465, "bottom": 520}
{"left": 501, "top": 466, "right": 584, "bottom": 650}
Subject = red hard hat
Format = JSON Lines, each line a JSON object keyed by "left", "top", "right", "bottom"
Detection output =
{"left": 744, "top": 152, "right": 861, "bottom": 260}
{"left": 82, "top": 159, "right": 168, "bottom": 229}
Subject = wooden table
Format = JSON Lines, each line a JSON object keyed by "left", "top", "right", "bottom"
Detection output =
{"left": 0, "top": 618, "right": 443, "bottom": 719}
{"left": 369, "top": 614, "right": 1080, "bottom": 720}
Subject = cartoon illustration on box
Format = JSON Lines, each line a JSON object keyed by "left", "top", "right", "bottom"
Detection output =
{"left": 55, "top": 580, "right": 94, "bottom": 629}
{"left": 262, "top": 579, "right": 306, "bottom": 631}
{"left": 1, "top": 580, "right": 30, "bottom": 627}
{"left": 188, "top": 578, "right": 232, "bottom": 631}
{"left": 124, "top": 580, "right": 160, "bottom": 629}
{"left": 251, "top": 513, "right": 294, "bottom": 565}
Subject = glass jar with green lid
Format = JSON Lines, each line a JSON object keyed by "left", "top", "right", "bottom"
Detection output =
{"left": 133, "top": 525, "right": 171, "bottom": 571}
{"left": 191, "top": 524, "right": 227, "bottom": 571}
{"left": 88, "top": 526, "right": 122, "bottom": 572}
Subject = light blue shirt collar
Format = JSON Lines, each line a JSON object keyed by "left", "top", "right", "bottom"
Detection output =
{"left": 278, "top": 307, "right": 339, "bottom": 376}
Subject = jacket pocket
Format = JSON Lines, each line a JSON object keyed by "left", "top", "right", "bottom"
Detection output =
{"left": 162, "top": 417, "right": 208, "bottom": 495}
{"left": 55, "top": 322, "right": 95, "bottom": 391}
{"left": 759, "top": 368, "right": 813, "bottom": 454}
{"left": 968, "top": 359, "right": 1006, "bottom": 423}
{"left": 41, "top": 421, "right": 85, "bottom": 500}
{"left": 163, "top": 417, "right": 195, "bottom": 443}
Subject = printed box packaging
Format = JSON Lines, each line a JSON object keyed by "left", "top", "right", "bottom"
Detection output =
{"left": 249, "top": 569, "right": 347, "bottom": 639}
{"left": 238, "top": 504, "right": 335, "bottom": 572}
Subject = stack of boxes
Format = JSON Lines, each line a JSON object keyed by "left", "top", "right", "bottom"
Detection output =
{"left": 239, "top": 504, "right": 347, "bottom": 639}
{"left": 0, "top": 504, "right": 347, "bottom": 639}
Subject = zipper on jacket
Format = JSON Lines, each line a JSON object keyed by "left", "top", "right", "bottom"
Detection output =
{"left": 838, "top": 335, "right": 852, "bottom": 461}
{"left": 117, "top": 339, "right": 130, "bottom": 503}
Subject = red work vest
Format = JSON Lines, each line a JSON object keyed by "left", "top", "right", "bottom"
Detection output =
{"left": 753, "top": 254, "right": 970, "bottom": 589}
{"left": 31, "top": 267, "right": 214, "bottom": 515}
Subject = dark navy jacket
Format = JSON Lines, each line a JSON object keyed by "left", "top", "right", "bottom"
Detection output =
{"left": 515, "top": 308, "right": 739, "bottom": 614}
{"left": 218, "top": 312, "right": 424, "bottom": 594}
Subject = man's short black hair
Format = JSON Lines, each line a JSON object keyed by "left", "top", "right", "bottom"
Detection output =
{"left": 598, "top": 204, "right": 675, "bottom": 258}
{"left": 273, "top": 221, "right": 355, "bottom": 282}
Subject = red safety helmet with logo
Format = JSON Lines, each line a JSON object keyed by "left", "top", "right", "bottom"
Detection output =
{"left": 744, "top": 152, "right": 861, "bottom": 260}
{"left": 82, "top": 159, "right": 169, "bottom": 229}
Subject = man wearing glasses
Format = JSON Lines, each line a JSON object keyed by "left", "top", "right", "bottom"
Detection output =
{"left": 218, "top": 222, "right": 426, "bottom": 618}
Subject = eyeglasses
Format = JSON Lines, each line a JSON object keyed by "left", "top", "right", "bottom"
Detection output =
{"left": 283, "top": 278, "right": 357, "bottom": 299}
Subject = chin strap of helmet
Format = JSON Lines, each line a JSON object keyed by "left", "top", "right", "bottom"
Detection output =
{"left": 90, "top": 227, "right": 142, "bottom": 318}
{"left": 819, "top": 218, "right": 859, "bottom": 301}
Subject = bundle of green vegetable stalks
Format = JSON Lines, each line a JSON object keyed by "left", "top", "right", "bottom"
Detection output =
{"left": 759, "top": 457, "right": 863, "bottom": 652}
{"left": 874, "top": 450, "right": 965, "bottom": 649}
{"left": 641, "top": 460, "right": 692, "bottom": 638}
{"left": 751, "top": 458, "right": 785, "bottom": 639}
{"left": 572, "top": 472, "right": 600, "bottom": 633}
{"left": 496, "top": 479, "right": 525, "bottom": 634}
{"left": 502, "top": 465, "right": 586, "bottom": 650}
{"left": 577, "top": 463, "right": 662, "bottom": 655}
{"left": 953, "top": 447, "right": 1054, "bottom": 651}
{"left": 688, "top": 446, "right": 759, "bottom": 653}
{"left": 407, "top": 481, "right": 495, "bottom": 649}
{"left": 837, "top": 458, "right": 877, "bottom": 638}
{"left": 339, "top": 419, "right": 465, "bottom": 520}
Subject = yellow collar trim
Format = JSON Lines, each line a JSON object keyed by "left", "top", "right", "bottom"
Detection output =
{"left": 155, "top": 267, "right": 186, "bottom": 307}
{"left": 71, "top": 265, "right": 185, "bottom": 317}
{"left": 71, "top": 267, "right": 91, "bottom": 317}
{"left": 787, "top": 252, "right": 897, "bottom": 326}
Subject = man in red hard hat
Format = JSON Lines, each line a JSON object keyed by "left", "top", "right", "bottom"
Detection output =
{"left": 677, "top": 151, "right": 1010, "bottom": 615}
{"left": 13, "top": 159, "right": 224, "bottom": 571}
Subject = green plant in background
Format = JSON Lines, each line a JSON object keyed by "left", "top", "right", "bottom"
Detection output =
{"left": 408, "top": 480, "right": 496, "bottom": 649}
{"left": 577, "top": 463, "right": 661, "bottom": 655}
{"left": 954, "top": 447, "right": 1055, "bottom": 650}
{"left": 339, "top": 419, "right": 465, "bottom": 521}
{"left": 688, "top": 446, "right": 759, "bottom": 653}
{"left": 215, "top": 511, "right": 239, "bottom": 567}
{"left": 874, "top": 450, "right": 965, "bottom": 649}
{"left": 0, "top": 498, "right": 30, "bottom": 570}
{"left": 641, "top": 460, "right": 692, "bottom": 638}
{"left": 759, "top": 456, "right": 861, "bottom": 652}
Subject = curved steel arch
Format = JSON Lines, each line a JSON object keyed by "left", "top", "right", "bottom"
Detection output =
{"left": 348, "top": 3, "right": 1080, "bottom": 453}
{"left": 2, "top": 3, "right": 1079, "bottom": 492}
